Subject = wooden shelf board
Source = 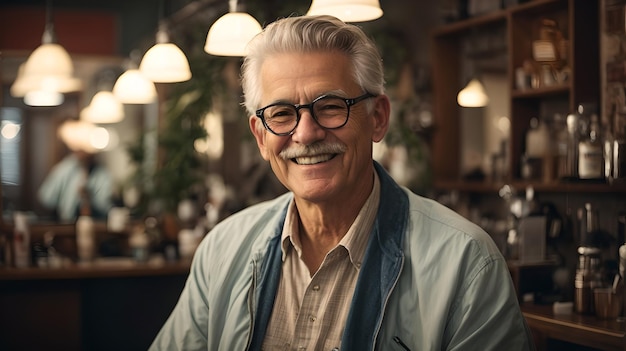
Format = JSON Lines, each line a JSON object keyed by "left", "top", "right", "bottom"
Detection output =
{"left": 433, "top": 180, "right": 626, "bottom": 193}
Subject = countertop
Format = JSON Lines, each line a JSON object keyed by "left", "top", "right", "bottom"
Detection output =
{"left": 0, "top": 257, "right": 191, "bottom": 281}
{"left": 522, "top": 302, "right": 626, "bottom": 351}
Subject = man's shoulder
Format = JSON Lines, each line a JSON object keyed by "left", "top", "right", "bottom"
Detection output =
{"left": 404, "top": 191, "right": 496, "bottom": 250}
{"left": 210, "top": 192, "right": 292, "bottom": 238}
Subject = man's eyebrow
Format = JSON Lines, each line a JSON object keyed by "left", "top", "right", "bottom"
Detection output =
{"left": 264, "top": 89, "right": 349, "bottom": 105}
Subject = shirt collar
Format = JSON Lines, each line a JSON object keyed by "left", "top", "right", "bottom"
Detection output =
{"left": 280, "top": 170, "right": 380, "bottom": 269}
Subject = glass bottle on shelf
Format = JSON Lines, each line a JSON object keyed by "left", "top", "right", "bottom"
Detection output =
{"left": 553, "top": 113, "right": 569, "bottom": 180}
{"left": 604, "top": 104, "right": 617, "bottom": 183}
{"left": 12, "top": 212, "right": 30, "bottom": 268}
{"left": 611, "top": 104, "right": 626, "bottom": 183}
{"left": 523, "top": 117, "right": 550, "bottom": 181}
{"left": 563, "top": 112, "right": 580, "bottom": 180}
{"left": 615, "top": 133, "right": 626, "bottom": 183}
{"left": 578, "top": 113, "right": 604, "bottom": 181}
{"left": 76, "top": 180, "right": 95, "bottom": 263}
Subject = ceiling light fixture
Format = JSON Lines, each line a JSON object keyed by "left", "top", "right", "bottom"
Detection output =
{"left": 80, "top": 91, "right": 125, "bottom": 124}
{"left": 204, "top": 0, "right": 262, "bottom": 57}
{"left": 457, "top": 78, "right": 489, "bottom": 107}
{"left": 306, "top": 0, "right": 383, "bottom": 22}
{"left": 113, "top": 52, "right": 157, "bottom": 104}
{"left": 11, "top": 0, "right": 81, "bottom": 106}
{"left": 113, "top": 68, "right": 157, "bottom": 104}
{"left": 140, "top": 23, "right": 192, "bottom": 83}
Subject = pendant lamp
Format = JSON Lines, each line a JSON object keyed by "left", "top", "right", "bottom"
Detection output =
{"left": 114, "top": 51, "right": 157, "bottom": 103}
{"left": 58, "top": 119, "right": 110, "bottom": 153}
{"left": 11, "top": 0, "right": 81, "bottom": 106}
{"left": 204, "top": 0, "right": 262, "bottom": 57}
{"left": 307, "top": 0, "right": 383, "bottom": 22}
{"left": 113, "top": 68, "right": 157, "bottom": 104}
{"left": 80, "top": 91, "right": 125, "bottom": 124}
{"left": 457, "top": 78, "right": 489, "bottom": 108}
{"left": 12, "top": 63, "right": 81, "bottom": 102}
{"left": 140, "top": 23, "right": 192, "bottom": 83}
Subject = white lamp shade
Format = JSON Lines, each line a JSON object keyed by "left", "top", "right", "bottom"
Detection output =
{"left": 307, "top": 0, "right": 383, "bottom": 22}
{"left": 23, "top": 43, "right": 74, "bottom": 78}
{"left": 457, "top": 78, "right": 489, "bottom": 107}
{"left": 11, "top": 61, "right": 82, "bottom": 98}
{"left": 139, "top": 43, "right": 192, "bottom": 83}
{"left": 204, "top": 12, "right": 263, "bottom": 56}
{"left": 58, "top": 119, "right": 109, "bottom": 153}
{"left": 113, "top": 69, "right": 157, "bottom": 104}
{"left": 81, "top": 91, "right": 124, "bottom": 124}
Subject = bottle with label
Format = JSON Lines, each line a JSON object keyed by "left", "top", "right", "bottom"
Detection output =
{"left": 578, "top": 113, "right": 604, "bottom": 180}
{"left": 552, "top": 113, "right": 569, "bottom": 179}
{"left": 523, "top": 117, "right": 550, "bottom": 180}
{"left": 76, "top": 186, "right": 95, "bottom": 262}
{"left": 76, "top": 216, "right": 95, "bottom": 262}
{"left": 604, "top": 104, "right": 617, "bottom": 183}
{"left": 611, "top": 104, "right": 626, "bottom": 183}
{"left": 13, "top": 212, "right": 31, "bottom": 268}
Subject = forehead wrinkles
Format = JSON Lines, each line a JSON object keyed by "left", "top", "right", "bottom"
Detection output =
{"left": 259, "top": 52, "right": 356, "bottom": 103}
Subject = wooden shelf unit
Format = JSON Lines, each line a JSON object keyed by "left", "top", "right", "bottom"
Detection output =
{"left": 431, "top": 0, "right": 606, "bottom": 193}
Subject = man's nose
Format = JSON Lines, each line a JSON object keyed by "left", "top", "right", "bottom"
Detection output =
{"left": 291, "top": 109, "right": 326, "bottom": 144}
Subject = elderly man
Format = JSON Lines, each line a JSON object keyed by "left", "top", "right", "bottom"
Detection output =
{"left": 150, "top": 15, "right": 534, "bottom": 351}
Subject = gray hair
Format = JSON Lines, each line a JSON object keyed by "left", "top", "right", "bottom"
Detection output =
{"left": 241, "top": 15, "right": 385, "bottom": 116}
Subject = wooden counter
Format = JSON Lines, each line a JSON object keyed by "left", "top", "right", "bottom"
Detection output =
{"left": 0, "top": 258, "right": 191, "bottom": 280}
{"left": 0, "top": 259, "right": 190, "bottom": 351}
{"left": 522, "top": 303, "right": 626, "bottom": 351}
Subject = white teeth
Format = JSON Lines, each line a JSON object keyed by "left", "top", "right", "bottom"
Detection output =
{"left": 294, "top": 154, "right": 333, "bottom": 165}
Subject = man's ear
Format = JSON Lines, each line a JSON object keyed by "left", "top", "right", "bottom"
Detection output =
{"left": 249, "top": 115, "right": 270, "bottom": 160}
{"left": 371, "top": 95, "right": 391, "bottom": 143}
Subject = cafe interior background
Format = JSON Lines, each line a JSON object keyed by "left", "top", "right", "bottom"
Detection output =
{"left": 1, "top": 0, "right": 626, "bottom": 350}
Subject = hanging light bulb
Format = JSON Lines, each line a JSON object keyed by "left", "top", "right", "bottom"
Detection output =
{"left": 12, "top": 0, "right": 81, "bottom": 106}
{"left": 307, "top": 0, "right": 383, "bottom": 22}
{"left": 140, "top": 23, "right": 192, "bottom": 83}
{"left": 457, "top": 78, "right": 489, "bottom": 107}
{"left": 204, "top": 0, "right": 262, "bottom": 57}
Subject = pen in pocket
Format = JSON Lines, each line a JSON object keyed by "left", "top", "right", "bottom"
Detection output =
{"left": 393, "top": 336, "right": 411, "bottom": 351}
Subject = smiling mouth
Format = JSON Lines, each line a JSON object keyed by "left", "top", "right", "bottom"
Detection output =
{"left": 292, "top": 153, "right": 336, "bottom": 165}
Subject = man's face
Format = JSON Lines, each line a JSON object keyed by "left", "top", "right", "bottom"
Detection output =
{"left": 249, "top": 51, "right": 389, "bottom": 205}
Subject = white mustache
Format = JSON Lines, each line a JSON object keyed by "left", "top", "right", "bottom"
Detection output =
{"left": 279, "top": 142, "right": 347, "bottom": 160}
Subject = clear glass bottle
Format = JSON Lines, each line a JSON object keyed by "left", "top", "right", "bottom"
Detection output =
{"left": 604, "top": 105, "right": 617, "bottom": 183}
{"left": 524, "top": 117, "right": 550, "bottom": 180}
{"left": 552, "top": 113, "right": 569, "bottom": 180}
{"left": 578, "top": 113, "right": 604, "bottom": 180}
{"left": 612, "top": 106, "right": 626, "bottom": 182}
{"left": 12, "top": 212, "right": 30, "bottom": 268}
{"left": 564, "top": 112, "right": 580, "bottom": 180}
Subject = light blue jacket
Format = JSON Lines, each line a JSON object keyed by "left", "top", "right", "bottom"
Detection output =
{"left": 151, "top": 162, "right": 534, "bottom": 350}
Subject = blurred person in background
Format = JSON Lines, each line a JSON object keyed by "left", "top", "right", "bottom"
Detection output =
{"left": 38, "top": 119, "right": 112, "bottom": 221}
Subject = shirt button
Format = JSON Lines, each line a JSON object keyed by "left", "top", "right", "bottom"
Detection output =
{"left": 312, "top": 284, "right": 320, "bottom": 291}
{"left": 309, "top": 315, "right": 317, "bottom": 322}
{"left": 356, "top": 262, "right": 362, "bottom": 268}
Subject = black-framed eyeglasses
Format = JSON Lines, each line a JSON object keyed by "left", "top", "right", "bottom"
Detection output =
{"left": 255, "top": 92, "right": 375, "bottom": 136}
